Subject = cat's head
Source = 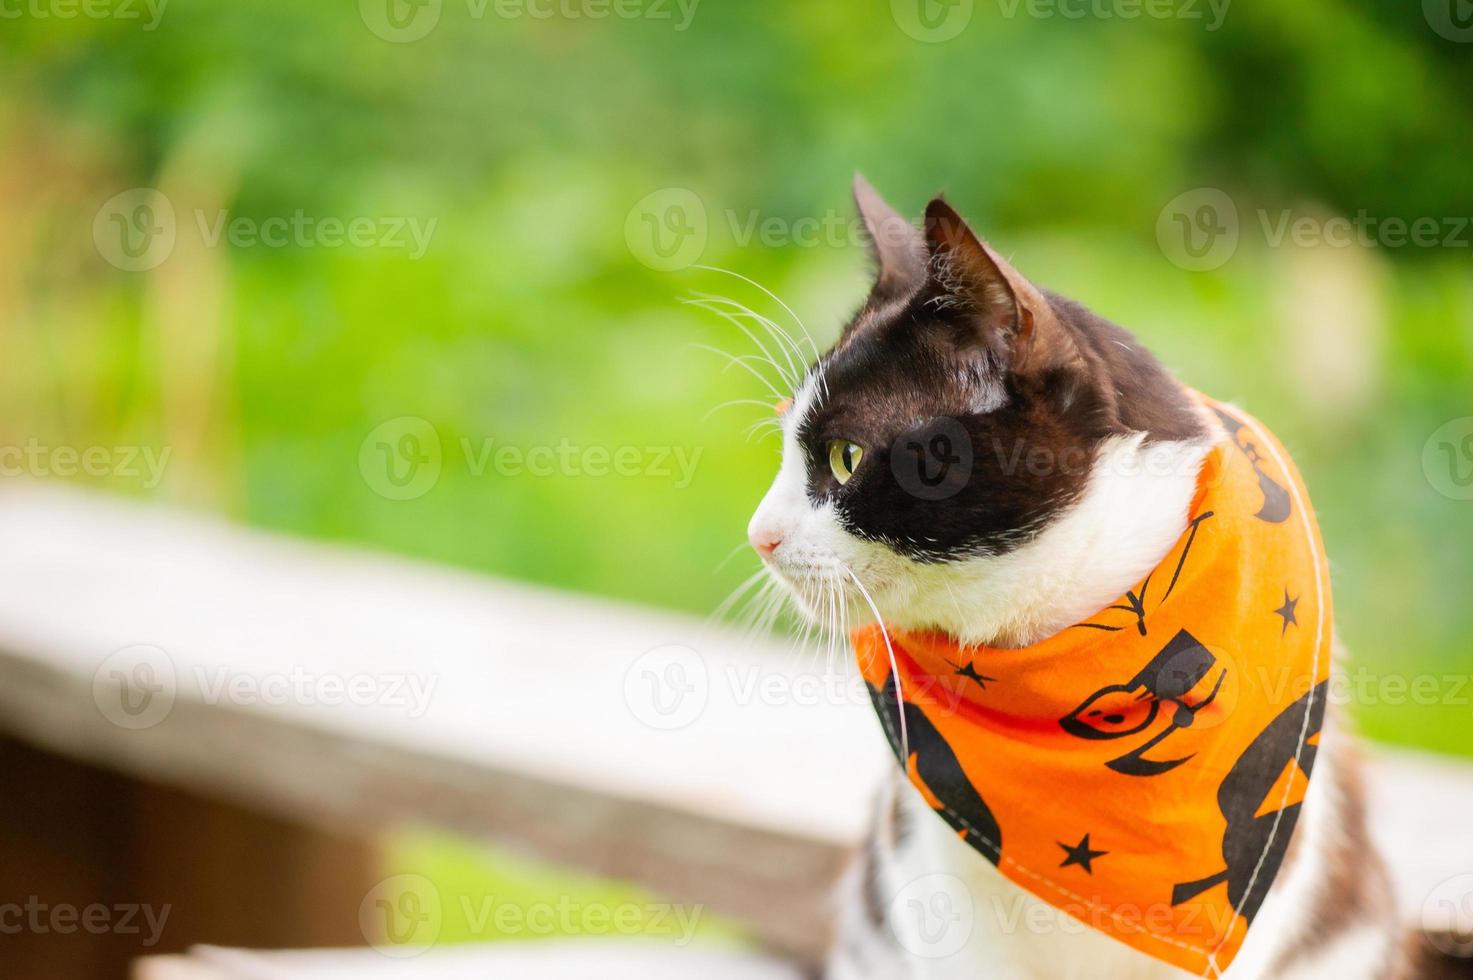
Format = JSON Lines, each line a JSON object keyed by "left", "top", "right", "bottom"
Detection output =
{"left": 747, "top": 177, "right": 1209, "bottom": 644}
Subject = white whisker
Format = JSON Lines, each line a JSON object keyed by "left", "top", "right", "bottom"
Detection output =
{"left": 693, "top": 264, "right": 823, "bottom": 366}
{"left": 702, "top": 398, "right": 779, "bottom": 423}
{"left": 687, "top": 292, "right": 808, "bottom": 387}
{"left": 714, "top": 540, "right": 755, "bottom": 572}
{"left": 840, "top": 562, "right": 908, "bottom": 762}
{"left": 743, "top": 417, "right": 783, "bottom": 444}
{"left": 710, "top": 568, "right": 770, "bottom": 625}
{"left": 686, "top": 343, "right": 785, "bottom": 399}
{"left": 681, "top": 296, "right": 799, "bottom": 392}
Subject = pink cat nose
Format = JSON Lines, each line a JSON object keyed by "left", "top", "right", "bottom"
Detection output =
{"left": 750, "top": 529, "right": 783, "bottom": 558}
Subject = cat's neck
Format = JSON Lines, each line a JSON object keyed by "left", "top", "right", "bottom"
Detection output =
{"left": 885, "top": 430, "right": 1216, "bottom": 649}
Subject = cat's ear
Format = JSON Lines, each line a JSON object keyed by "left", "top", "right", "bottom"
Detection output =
{"left": 853, "top": 174, "right": 926, "bottom": 298}
{"left": 923, "top": 198, "right": 1067, "bottom": 371}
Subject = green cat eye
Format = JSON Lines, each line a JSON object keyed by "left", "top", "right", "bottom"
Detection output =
{"left": 828, "top": 440, "right": 864, "bottom": 484}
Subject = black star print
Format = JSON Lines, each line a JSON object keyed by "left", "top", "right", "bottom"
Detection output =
{"left": 954, "top": 662, "right": 997, "bottom": 691}
{"left": 1058, "top": 833, "right": 1108, "bottom": 874}
{"left": 1273, "top": 589, "right": 1299, "bottom": 636}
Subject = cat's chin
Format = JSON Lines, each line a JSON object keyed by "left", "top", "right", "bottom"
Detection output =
{"left": 760, "top": 567, "right": 843, "bottom": 623}
{"left": 766, "top": 562, "right": 906, "bottom": 636}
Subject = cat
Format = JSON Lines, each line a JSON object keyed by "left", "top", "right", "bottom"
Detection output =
{"left": 744, "top": 176, "right": 1471, "bottom": 979}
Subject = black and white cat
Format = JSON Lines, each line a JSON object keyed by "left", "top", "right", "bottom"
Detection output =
{"left": 745, "top": 178, "right": 1458, "bottom": 979}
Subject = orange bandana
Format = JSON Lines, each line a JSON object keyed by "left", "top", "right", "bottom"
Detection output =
{"left": 852, "top": 400, "right": 1331, "bottom": 977}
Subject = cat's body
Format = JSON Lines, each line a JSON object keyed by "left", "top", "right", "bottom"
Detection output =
{"left": 744, "top": 179, "right": 1469, "bottom": 979}
{"left": 795, "top": 352, "right": 1399, "bottom": 980}
{"left": 830, "top": 725, "right": 1389, "bottom": 980}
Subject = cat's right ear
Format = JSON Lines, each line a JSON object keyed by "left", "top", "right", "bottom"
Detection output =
{"left": 853, "top": 174, "right": 926, "bottom": 299}
{"left": 923, "top": 197, "right": 1075, "bottom": 375}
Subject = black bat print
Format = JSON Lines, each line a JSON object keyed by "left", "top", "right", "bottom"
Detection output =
{"left": 1171, "top": 681, "right": 1327, "bottom": 922}
{"left": 870, "top": 674, "right": 1003, "bottom": 864}
{"left": 1211, "top": 407, "right": 1292, "bottom": 524}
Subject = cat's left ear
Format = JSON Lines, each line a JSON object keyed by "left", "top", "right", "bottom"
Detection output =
{"left": 923, "top": 198, "right": 1071, "bottom": 373}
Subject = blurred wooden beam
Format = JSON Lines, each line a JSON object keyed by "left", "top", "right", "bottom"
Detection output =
{"left": 1, "top": 485, "right": 1471, "bottom": 976}
{"left": 0, "top": 484, "right": 885, "bottom": 966}
{"left": 138, "top": 943, "right": 806, "bottom": 980}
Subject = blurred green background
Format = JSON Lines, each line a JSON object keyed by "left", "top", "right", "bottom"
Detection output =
{"left": 1, "top": 0, "right": 1471, "bottom": 948}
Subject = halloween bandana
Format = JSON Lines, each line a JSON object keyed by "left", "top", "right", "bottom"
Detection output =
{"left": 852, "top": 399, "right": 1331, "bottom": 977}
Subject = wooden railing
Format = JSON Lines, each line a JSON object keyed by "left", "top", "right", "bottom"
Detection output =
{"left": 0, "top": 484, "right": 1468, "bottom": 978}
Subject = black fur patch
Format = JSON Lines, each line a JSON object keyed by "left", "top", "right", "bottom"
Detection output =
{"left": 798, "top": 282, "right": 1204, "bottom": 562}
